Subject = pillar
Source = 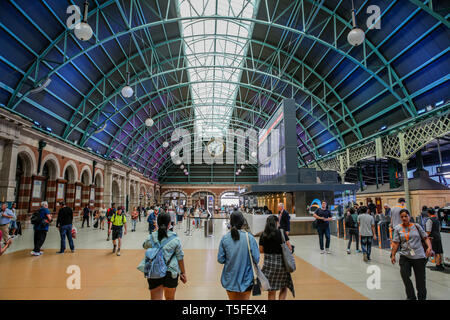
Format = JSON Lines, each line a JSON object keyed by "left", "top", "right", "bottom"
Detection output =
{"left": 66, "top": 182, "right": 75, "bottom": 210}
{"left": 401, "top": 160, "right": 411, "bottom": 212}
{"left": 0, "top": 139, "right": 20, "bottom": 202}
{"left": 103, "top": 165, "right": 112, "bottom": 207}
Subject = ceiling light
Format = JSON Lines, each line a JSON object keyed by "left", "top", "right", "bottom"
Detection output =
{"left": 435, "top": 100, "right": 444, "bottom": 107}
{"left": 145, "top": 118, "right": 154, "bottom": 127}
{"left": 121, "top": 85, "right": 133, "bottom": 98}
{"left": 175, "top": 159, "right": 181, "bottom": 165}
{"left": 180, "top": 164, "right": 185, "bottom": 169}
{"left": 74, "top": 1, "right": 93, "bottom": 41}
{"left": 33, "top": 120, "right": 40, "bottom": 127}
{"left": 417, "top": 108, "right": 426, "bottom": 115}
{"left": 45, "top": 127, "right": 52, "bottom": 132}
{"left": 183, "top": 169, "right": 187, "bottom": 173}
{"left": 170, "top": 151, "right": 175, "bottom": 157}
{"left": 241, "top": 165, "right": 245, "bottom": 170}
{"left": 426, "top": 105, "right": 433, "bottom": 111}
{"left": 347, "top": 1, "right": 365, "bottom": 46}
{"left": 251, "top": 151, "right": 257, "bottom": 158}
{"left": 163, "top": 141, "right": 169, "bottom": 148}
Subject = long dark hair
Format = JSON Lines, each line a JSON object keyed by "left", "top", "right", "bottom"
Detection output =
{"left": 262, "top": 215, "right": 278, "bottom": 241}
{"left": 230, "top": 211, "right": 244, "bottom": 241}
{"left": 157, "top": 212, "right": 171, "bottom": 241}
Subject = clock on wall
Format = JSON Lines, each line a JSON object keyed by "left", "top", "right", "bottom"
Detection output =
{"left": 206, "top": 138, "right": 225, "bottom": 158}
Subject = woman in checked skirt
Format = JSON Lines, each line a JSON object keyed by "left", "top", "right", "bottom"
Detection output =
{"left": 259, "top": 215, "right": 295, "bottom": 300}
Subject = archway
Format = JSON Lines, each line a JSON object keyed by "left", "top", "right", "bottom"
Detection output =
{"left": 220, "top": 191, "right": 240, "bottom": 207}
{"left": 94, "top": 171, "right": 103, "bottom": 209}
{"left": 41, "top": 159, "right": 58, "bottom": 211}
{"left": 162, "top": 190, "right": 187, "bottom": 207}
{"left": 191, "top": 191, "right": 216, "bottom": 210}
{"left": 15, "top": 151, "right": 34, "bottom": 214}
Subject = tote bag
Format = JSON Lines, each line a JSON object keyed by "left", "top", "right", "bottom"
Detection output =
{"left": 280, "top": 229, "right": 296, "bottom": 273}
{"left": 246, "top": 232, "right": 270, "bottom": 292}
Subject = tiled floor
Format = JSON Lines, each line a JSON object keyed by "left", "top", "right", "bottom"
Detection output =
{"left": 1, "top": 217, "right": 448, "bottom": 300}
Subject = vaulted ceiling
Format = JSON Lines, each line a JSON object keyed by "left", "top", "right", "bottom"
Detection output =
{"left": 0, "top": 0, "right": 448, "bottom": 181}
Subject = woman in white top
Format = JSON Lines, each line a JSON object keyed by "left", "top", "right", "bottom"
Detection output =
{"left": 99, "top": 204, "right": 107, "bottom": 230}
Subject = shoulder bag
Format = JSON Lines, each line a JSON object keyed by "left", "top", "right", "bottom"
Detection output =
{"left": 414, "top": 223, "right": 434, "bottom": 258}
{"left": 246, "top": 232, "right": 270, "bottom": 295}
{"left": 280, "top": 229, "right": 296, "bottom": 273}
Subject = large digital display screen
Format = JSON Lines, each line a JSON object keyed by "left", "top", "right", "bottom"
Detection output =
{"left": 258, "top": 105, "right": 286, "bottom": 183}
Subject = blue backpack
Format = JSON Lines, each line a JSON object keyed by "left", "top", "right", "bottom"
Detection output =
{"left": 143, "top": 233, "right": 177, "bottom": 279}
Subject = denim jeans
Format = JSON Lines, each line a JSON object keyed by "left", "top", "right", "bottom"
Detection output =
{"left": 347, "top": 229, "right": 359, "bottom": 250}
{"left": 131, "top": 219, "right": 137, "bottom": 231}
{"left": 317, "top": 226, "right": 330, "bottom": 250}
{"left": 60, "top": 224, "right": 74, "bottom": 251}
{"left": 361, "top": 236, "right": 372, "bottom": 259}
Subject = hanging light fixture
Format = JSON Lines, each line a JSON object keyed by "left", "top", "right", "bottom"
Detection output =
{"left": 347, "top": 0, "right": 365, "bottom": 46}
{"left": 251, "top": 151, "right": 257, "bottom": 158}
{"left": 170, "top": 151, "right": 175, "bottom": 157}
{"left": 175, "top": 159, "right": 182, "bottom": 165}
{"left": 241, "top": 165, "right": 245, "bottom": 170}
{"left": 183, "top": 169, "right": 187, "bottom": 173}
{"left": 121, "top": 36, "right": 134, "bottom": 98}
{"left": 180, "top": 164, "right": 185, "bottom": 170}
{"left": 236, "top": 171, "right": 240, "bottom": 175}
{"left": 74, "top": 1, "right": 93, "bottom": 41}
{"left": 145, "top": 118, "right": 154, "bottom": 127}
{"left": 163, "top": 141, "right": 169, "bottom": 148}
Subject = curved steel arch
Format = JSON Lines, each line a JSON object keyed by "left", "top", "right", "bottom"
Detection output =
{"left": 9, "top": 14, "right": 413, "bottom": 128}
{"left": 67, "top": 34, "right": 363, "bottom": 144}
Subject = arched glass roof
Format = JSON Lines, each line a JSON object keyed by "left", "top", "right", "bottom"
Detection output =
{"left": 0, "top": 0, "right": 448, "bottom": 181}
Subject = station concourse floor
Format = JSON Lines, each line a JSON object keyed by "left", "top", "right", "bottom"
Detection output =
{"left": 1, "top": 217, "right": 449, "bottom": 300}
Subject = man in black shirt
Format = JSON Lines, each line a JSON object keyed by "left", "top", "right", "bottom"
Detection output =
{"left": 82, "top": 204, "right": 90, "bottom": 228}
{"left": 56, "top": 202, "right": 74, "bottom": 254}
{"left": 313, "top": 201, "right": 333, "bottom": 254}
{"left": 277, "top": 203, "right": 291, "bottom": 235}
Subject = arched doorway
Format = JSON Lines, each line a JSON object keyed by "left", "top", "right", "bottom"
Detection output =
{"left": 220, "top": 191, "right": 239, "bottom": 207}
{"left": 80, "top": 169, "right": 91, "bottom": 208}
{"left": 63, "top": 164, "right": 76, "bottom": 204}
{"left": 15, "top": 151, "right": 34, "bottom": 215}
{"left": 41, "top": 159, "right": 58, "bottom": 211}
{"left": 162, "top": 191, "right": 187, "bottom": 207}
{"left": 191, "top": 191, "right": 215, "bottom": 210}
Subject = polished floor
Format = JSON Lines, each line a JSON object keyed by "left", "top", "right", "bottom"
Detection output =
{"left": 1, "top": 217, "right": 448, "bottom": 300}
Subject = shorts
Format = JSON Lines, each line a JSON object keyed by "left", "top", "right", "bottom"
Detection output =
{"left": 431, "top": 238, "right": 443, "bottom": 254}
{"left": 147, "top": 272, "right": 179, "bottom": 290}
{"left": 9, "top": 220, "right": 17, "bottom": 229}
{"left": 112, "top": 226, "right": 123, "bottom": 240}
{"left": 99, "top": 216, "right": 105, "bottom": 221}
{"left": 177, "top": 215, "right": 183, "bottom": 222}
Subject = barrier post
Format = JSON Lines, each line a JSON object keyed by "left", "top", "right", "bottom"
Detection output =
{"left": 377, "top": 224, "right": 382, "bottom": 248}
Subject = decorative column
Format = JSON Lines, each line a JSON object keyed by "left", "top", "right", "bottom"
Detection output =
{"left": 398, "top": 133, "right": 411, "bottom": 212}
{"left": 0, "top": 139, "right": 20, "bottom": 202}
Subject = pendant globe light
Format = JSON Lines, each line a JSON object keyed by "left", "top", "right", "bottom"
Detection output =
{"left": 145, "top": 118, "right": 154, "bottom": 127}
{"left": 121, "top": 36, "right": 134, "bottom": 98}
{"left": 74, "top": 1, "right": 93, "bottom": 41}
{"left": 347, "top": 0, "right": 365, "bottom": 46}
{"left": 163, "top": 141, "right": 169, "bottom": 148}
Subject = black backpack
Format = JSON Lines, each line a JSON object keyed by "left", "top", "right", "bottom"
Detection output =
{"left": 30, "top": 210, "right": 42, "bottom": 225}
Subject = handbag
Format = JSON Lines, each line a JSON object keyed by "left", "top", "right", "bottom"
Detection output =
{"left": 245, "top": 232, "right": 270, "bottom": 294}
{"left": 414, "top": 223, "right": 434, "bottom": 258}
{"left": 280, "top": 229, "right": 296, "bottom": 273}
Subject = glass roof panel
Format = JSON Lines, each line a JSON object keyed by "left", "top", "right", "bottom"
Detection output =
{"left": 177, "top": 0, "right": 258, "bottom": 139}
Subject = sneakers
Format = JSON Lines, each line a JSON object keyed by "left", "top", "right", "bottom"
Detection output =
{"left": 320, "top": 250, "right": 326, "bottom": 254}
{"left": 56, "top": 251, "right": 64, "bottom": 254}
{"left": 116, "top": 249, "right": 121, "bottom": 256}
{"left": 30, "top": 251, "right": 41, "bottom": 256}
{"left": 356, "top": 249, "right": 361, "bottom": 253}
{"left": 71, "top": 250, "right": 76, "bottom": 253}
{"left": 112, "top": 245, "right": 117, "bottom": 254}
{"left": 346, "top": 249, "right": 351, "bottom": 254}
{"left": 363, "top": 253, "right": 368, "bottom": 262}
{"left": 107, "top": 235, "right": 110, "bottom": 241}
{"left": 326, "top": 249, "right": 331, "bottom": 254}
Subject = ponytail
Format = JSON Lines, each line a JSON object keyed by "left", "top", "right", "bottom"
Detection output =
{"left": 158, "top": 224, "right": 168, "bottom": 242}
{"left": 230, "top": 226, "right": 240, "bottom": 241}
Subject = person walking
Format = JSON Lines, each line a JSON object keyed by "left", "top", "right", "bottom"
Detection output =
{"left": 313, "top": 201, "right": 333, "bottom": 254}
{"left": 9, "top": 202, "right": 18, "bottom": 238}
{"left": 0, "top": 202, "right": 15, "bottom": 244}
{"left": 131, "top": 207, "right": 139, "bottom": 232}
{"left": 194, "top": 205, "right": 201, "bottom": 229}
{"left": 81, "top": 204, "right": 90, "bottom": 228}
{"left": 99, "top": 204, "right": 107, "bottom": 230}
{"left": 168, "top": 205, "right": 176, "bottom": 231}
{"left": 390, "top": 198, "right": 406, "bottom": 230}
{"left": 143, "top": 212, "right": 187, "bottom": 300}
{"left": 31, "top": 201, "right": 52, "bottom": 256}
{"left": 147, "top": 206, "right": 157, "bottom": 234}
{"left": 218, "top": 211, "right": 260, "bottom": 300}
{"left": 176, "top": 205, "right": 184, "bottom": 229}
{"left": 56, "top": 202, "right": 75, "bottom": 254}
{"left": 106, "top": 203, "right": 116, "bottom": 241}
{"left": 259, "top": 215, "right": 295, "bottom": 300}
{"left": 108, "top": 207, "right": 127, "bottom": 256}
{"left": 277, "top": 203, "right": 291, "bottom": 236}
{"left": 391, "top": 209, "right": 433, "bottom": 300}
{"left": 345, "top": 207, "right": 360, "bottom": 254}
{"left": 0, "top": 230, "right": 12, "bottom": 256}
{"left": 358, "top": 206, "right": 377, "bottom": 262}
{"left": 425, "top": 208, "right": 445, "bottom": 271}
{"left": 138, "top": 206, "right": 142, "bottom": 222}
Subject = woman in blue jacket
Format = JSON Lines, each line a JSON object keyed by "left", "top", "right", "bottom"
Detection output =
{"left": 218, "top": 211, "right": 260, "bottom": 300}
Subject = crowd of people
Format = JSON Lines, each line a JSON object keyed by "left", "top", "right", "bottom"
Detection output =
{"left": 0, "top": 197, "right": 447, "bottom": 301}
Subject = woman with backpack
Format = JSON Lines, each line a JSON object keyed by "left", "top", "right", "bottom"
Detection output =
{"left": 391, "top": 209, "right": 433, "bottom": 300}
{"left": 142, "top": 213, "right": 187, "bottom": 300}
{"left": 346, "top": 207, "right": 360, "bottom": 254}
{"left": 259, "top": 215, "right": 295, "bottom": 300}
{"left": 217, "top": 211, "right": 260, "bottom": 300}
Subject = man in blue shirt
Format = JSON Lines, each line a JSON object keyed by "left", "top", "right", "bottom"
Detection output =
{"left": 32, "top": 201, "right": 52, "bottom": 256}
{"left": 147, "top": 207, "right": 157, "bottom": 233}
{"left": 0, "top": 202, "right": 15, "bottom": 244}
